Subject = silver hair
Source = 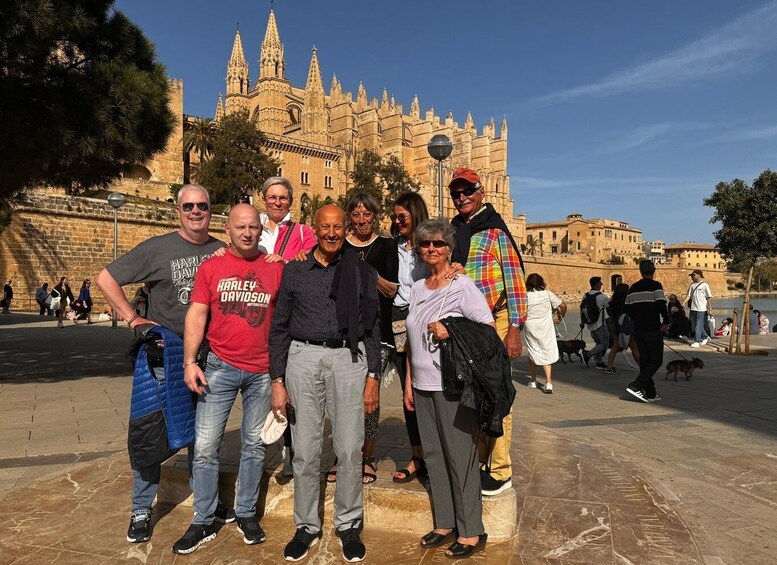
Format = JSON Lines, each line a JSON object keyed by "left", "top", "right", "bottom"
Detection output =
{"left": 261, "top": 176, "right": 294, "bottom": 200}
{"left": 414, "top": 218, "right": 456, "bottom": 257}
{"left": 345, "top": 192, "right": 382, "bottom": 217}
{"left": 177, "top": 184, "right": 210, "bottom": 204}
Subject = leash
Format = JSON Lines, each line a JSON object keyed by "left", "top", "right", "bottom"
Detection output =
{"left": 663, "top": 339, "right": 690, "bottom": 361}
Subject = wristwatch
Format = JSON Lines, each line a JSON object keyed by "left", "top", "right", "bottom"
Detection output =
{"left": 366, "top": 372, "right": 381, "bottom": 383}
{"left": 510, "top": 322, "right": 523, "bottom": 330}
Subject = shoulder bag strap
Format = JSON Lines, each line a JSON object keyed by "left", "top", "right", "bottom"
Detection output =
{"left": 277, "top": 221, "right": 296, "bottom": 257}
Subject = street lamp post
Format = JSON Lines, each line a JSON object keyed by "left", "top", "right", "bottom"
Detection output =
{"left": 107, "top": 193, "right": 126, "bottom": 328}
{"left": 427, "top": 134, "right": 453, "bottom": 218}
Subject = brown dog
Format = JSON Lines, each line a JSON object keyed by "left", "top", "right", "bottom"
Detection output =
{"left": 557, "top": 339, "right": 587, "bottom": 364}
{"left": 665, "top": 357, "right": 704, "bottom": 381}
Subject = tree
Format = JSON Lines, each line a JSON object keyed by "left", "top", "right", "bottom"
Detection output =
{"left": 348, "top": 150, "right": 420, "bottom": 216}
{"left": 300, "top": 194, "right": 331, "bottom": 226}
{"left": 183, "top": 117, "right": 216, "bottom": 166}
{"left": 0, "top": 0, "right": 174, "bottom": 197}
{"left": 198, "top": 110, "right": 279, "bottom": 204}
{"left": 704, "top": 170, "right": 777, "bottom": 352}
{"left": 524, "top": 235, "right": 539, "bottom": 256}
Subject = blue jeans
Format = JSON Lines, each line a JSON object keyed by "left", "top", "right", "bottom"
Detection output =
{"left": 589, "top": 324, "right": 609, "bottom": 362}
{"left": 690, "top": 310, "right": 708, "bottom": 342}
{"left": 192, "top": 352, "right": 271, "bottom": 524}
{"left": 131, "top": 365, "right": 194, "bottom": 517}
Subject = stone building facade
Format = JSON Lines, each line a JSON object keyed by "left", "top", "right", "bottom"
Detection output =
{"left": 642, "top": 240, "right": 666, "bottom": 264}
{"left": 211, "top": 9, "right": 523, "bottom": 237}
{"left": 664, "top": 242, "right": 726, "bottom": 270}
{"left": 525, "top": 213, "right": 643, "bottom": 263}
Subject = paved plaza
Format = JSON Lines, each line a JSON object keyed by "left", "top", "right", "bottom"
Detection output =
{"left": 1, "top": 312, "right": 776, "bottom": 564}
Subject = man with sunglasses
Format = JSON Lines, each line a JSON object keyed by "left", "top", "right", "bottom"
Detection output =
{"left": 448, "top": 167, "right": 527, "bottom": 497}
{"left": 96, "top": 184, "right": 226, "bottom": 544}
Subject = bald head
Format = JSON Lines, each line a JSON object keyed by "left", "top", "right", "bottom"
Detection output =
{"left": 314, "top": 204, "right": 346, "bottom": 259}
{"left": 225, "top": 203, "right": 262, "bottom": 258}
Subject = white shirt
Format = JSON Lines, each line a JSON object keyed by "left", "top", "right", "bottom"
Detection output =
{"left": 393, "top": 237, "right": 429, "bottom": 309}
{"left": 687, "top": 281, "right": 711, "bottom": 312}
{"left": 258, "top": 211, "right": 292, "bottom": 254}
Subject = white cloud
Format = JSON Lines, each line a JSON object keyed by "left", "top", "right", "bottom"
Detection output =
{"left": 535, "top": 2, "right": 777, "bottom": 105}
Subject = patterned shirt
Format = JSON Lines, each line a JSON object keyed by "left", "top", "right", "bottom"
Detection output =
{"left": 464, "top": 228, "right": 528, "bottom": 327}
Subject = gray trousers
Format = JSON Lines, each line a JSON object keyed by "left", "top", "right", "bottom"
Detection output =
{"left": 414, "top": 389, "right": 484, "bottom": 538}
{"left": 285, "top": 340, "right": 366, "bottom": 534}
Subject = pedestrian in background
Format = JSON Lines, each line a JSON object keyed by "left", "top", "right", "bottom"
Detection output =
{"left": 51, "top": 276, "right": 74, "bottom": 328}
{"left": 580, "top": 277, "right": 609, "bottom": 369}
{"left": 686, "top": 269, "right": 712, "bottom": 348}
{"left": 36, "top": 282, "right": 51, "bottom": 315}
{"left": 523, "top": 273, "right": 564, "bottom": 393}
{"left": 1, "top": 279, "right": 12, "bottom": 313}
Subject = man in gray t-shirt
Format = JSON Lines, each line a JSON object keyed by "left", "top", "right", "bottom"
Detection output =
{"left": 95, "top": 184, "right": 226, "bottom": 544}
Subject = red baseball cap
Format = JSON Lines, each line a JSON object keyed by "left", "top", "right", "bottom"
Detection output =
{"left": 448, "top": 167, "right": 481, "bottom": 188}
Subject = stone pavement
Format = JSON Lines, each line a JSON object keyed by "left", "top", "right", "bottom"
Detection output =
{"left": 1, "top": 312, "right": 776, "bottom": 564}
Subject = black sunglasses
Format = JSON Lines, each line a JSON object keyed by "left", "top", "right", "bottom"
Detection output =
{"left": 418, "top": 240, "right": 448, "bottom": 249}
{"left": 449, "top": 186, "right": 480, "bottom": 200}
{"left": 180, "top": 202, "right": 210, "bottom": 212}
{"left": 390, "top": 213, "right": 410, "bottom": 223}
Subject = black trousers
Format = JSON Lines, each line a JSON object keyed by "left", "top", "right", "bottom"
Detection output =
{"left": 632, "top": 330, "right": 664, "bottom": 394}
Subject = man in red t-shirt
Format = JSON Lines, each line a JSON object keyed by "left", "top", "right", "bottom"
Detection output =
{"left": 173, "top": 204, "right": 283, "bottom": 554}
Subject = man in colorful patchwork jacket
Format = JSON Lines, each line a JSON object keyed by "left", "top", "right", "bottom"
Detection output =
{"left": 449, "top": 167, "right": 528, "bottom": 497}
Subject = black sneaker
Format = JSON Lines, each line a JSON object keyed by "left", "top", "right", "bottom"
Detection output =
{"left": 236, "top": 516, "right": 266, "bottom": 545}
{"left": 126, "top": 514, "right": 151, "bottom": 543}
{"left": 625, "top": 385, "right": 649, "bottom": 403}
{"left": 339, "top": 527, "right": 366, "bottom": 562}
{"left": 603, "top": 367, "right": 618, "bottom": 374}
{"left": 481, "top": 472, "right": 513, "bottom": 496}
{"left": 646, "top": 391, "right": 662, "bottom": 402}
{"left": 215, "top": 501, "right": 236, "bottom": 523}
{"left": 171, "top": 523, "right": 217, "bottom": 554}
{"left": 595, "top": 362, "right": 608, "bottom": 370}
{"left": 581, "top": 351, "right": 590, "bottom": 367}
{"left": 284, "top": 528, "right": 319, "bottom": 561}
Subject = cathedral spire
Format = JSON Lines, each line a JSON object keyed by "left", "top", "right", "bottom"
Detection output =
{"left": 259, "top": 9, "right": 285, "bottom": 80}
{"left": 501, "top": 116, "right": 508, "bottom": 140}
{"left": 215, "top": 93, "right": 225, "bottom": 121}
{"left": 356, "top": 82, "right": 367, "bottom": 110}
{"left": 302, "top": 46, "right": 327, "bottom": 144}
{"left": 226, "top": 28, "right": 249, "bottom": 97}
{"left": 465, "top": 111, "right": 475, "bottom": 132}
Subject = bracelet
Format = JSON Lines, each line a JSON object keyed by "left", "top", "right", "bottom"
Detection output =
{"left": 127, "top": 314, "right": 140, "bottom": 327}
{"left": 271, "top": 378, "right": 285, "bottom": 386}
{"left": 182, "top": 360, "right": 198, "bottom": 369}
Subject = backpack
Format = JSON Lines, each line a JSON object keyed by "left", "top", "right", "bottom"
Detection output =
{"left": 580, "top": 291, "right": 602, "bottom": 325}
{"left": 617, "top": 313, "right": 634, "bottom": 349}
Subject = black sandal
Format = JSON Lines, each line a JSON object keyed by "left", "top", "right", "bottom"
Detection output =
{"left": 420, "top": 529, "right": 456, "bottom": 548}
{"left": 325, "top": 457, "right": 337, "bottom": 483}
{"left": 362, "top": 457, "right": 377, "bottom": 484}
{"left": 445, "top": 533, "right": 487, "bottom": 559}
{"left": 393, "top": 456, "right": 428, "bottom": 484}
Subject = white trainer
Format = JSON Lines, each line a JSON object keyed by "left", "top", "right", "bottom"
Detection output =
{"left": 690, "top": 342, "right": 700, "bottom": 348}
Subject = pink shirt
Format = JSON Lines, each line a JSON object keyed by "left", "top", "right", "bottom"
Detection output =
{"left": 258, "top": 213, "right": 317, "bottom": 260}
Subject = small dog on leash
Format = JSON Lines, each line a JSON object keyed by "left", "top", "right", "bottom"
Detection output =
{"left": 665, "top": 357, "right": 704, "bottom": 381}
{"left": 557, "top": 339, "right": 587, "bottom": 364}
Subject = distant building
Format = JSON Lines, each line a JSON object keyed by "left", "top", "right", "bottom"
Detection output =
{"left": 525, "top": 213, "right": 643, "bottom": 263}
{"left": 664, "top": 242, "right": 726, "bottom": 270}
{"left": 201, "top": 8, "right": 523, "bottom": 236}
{"left": 642, "top": 240, "right": 666, "bottom": 264}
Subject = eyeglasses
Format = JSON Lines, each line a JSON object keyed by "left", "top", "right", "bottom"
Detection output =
{"left": 179, "top": 202, "right": 210, "bottom": 212}
{"left": 390, "top": 213, "right": 410, "bottom": 224}
{"left": 265, "top": 195, "right": 290, "bottom": 203}
{"left": 418, "top": 240, "right": 448, "bottom": 249}
{"left": 350, "top": 211, "right": 374, "bottom": 221}
{"left": 449, "top": 186, "right": 480, "bottom": 200}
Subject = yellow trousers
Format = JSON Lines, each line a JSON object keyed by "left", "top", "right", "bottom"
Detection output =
{"left": 477, "top": 312, "right": 513, "bottom": 481}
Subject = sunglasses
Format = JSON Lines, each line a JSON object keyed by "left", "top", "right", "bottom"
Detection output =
{"left": 180, "top": 202, "right": 210, "bottom": 212}
{"left": 418, "top": 240, "right": 448, "bottom": 249}
{"left": 449, "top": 186, "right": 480, "bottom": 200}
{"left": 390, "top": 213, "right": 410, "bottom": 224}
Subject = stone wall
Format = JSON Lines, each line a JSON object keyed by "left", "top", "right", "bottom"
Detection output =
{"left": 522, "top": 255, "right": 729, "bottom": 303}
{"left": 0, "top": 189, "right": 227, "bottom": 311}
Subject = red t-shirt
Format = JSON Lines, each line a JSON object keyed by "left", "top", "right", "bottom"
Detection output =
{"left": 191, "top": 251, "right": 283, "bottom": 373}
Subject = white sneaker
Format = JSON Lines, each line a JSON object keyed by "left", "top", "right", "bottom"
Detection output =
{"left": 543, "top": 383, "right": 553, "bottom": 394}
{"left": 690, "top": 342, "right": 700, "bottom": 348}
{"left": 701, "top": 337, "right": 710, "bottom": 345}
{"left": 527, "top": 381, "right": 537, "bottom": 388}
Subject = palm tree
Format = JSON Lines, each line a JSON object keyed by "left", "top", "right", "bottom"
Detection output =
{"left": 183, "top": 117, "right": 216, "bottom": 164}
{"left": 525, "top": 235, "right": 539, "bottom": 256}
{"left": 300, "top": 194, "right": 327, "bottom": 225}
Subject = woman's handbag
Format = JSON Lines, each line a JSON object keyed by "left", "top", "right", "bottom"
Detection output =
{"left": 49, "top": 293, "right": 61, "bottom": 311}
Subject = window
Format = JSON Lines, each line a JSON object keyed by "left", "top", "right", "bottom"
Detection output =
{"left": 539, "top": 232, "right": 543, "bottom": 240}
{"left": 591, "top": 230, "right": 595, "bottom": 236}
{"left": 325, "top": 159, "right": 332, "bottom": 168}
{"left": 577, "top": 231, "right": 580, "bottom": 236}
{"left": 577, "top": 242, "right": 581, "bottom": 251}
{"left": 324, "top": 175, "right": 332, "bottom": 188}
{"left": 300, "top": 171, "right": 309, "bottom": 185}
{"left": 551, "top": 245, "right": 558, "bottom": 254}
{"left": 552, "top": 231, "right": 557, "bottom": 239}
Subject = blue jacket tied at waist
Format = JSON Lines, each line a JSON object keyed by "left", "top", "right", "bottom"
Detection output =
{"left": 128, "top": 327, "right": 195, "bottom": 470}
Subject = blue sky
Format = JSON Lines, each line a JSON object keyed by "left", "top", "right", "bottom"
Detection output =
{"left": 116, "top": 0, "right": 777, "bottom": 245}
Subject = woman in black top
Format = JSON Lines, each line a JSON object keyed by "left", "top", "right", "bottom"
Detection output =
{"left": 606, "top": 283, "right": 640, "bottom": 371}
{"left": 326, "top": 192, "right": 398, "bottom": 484}
{"left": 52, "top": 276, "right": 75, "bottom": 328}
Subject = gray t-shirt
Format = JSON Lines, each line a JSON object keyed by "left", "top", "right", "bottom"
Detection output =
{"left": 106, "top": 231, "right": 225, "bottom": 335}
